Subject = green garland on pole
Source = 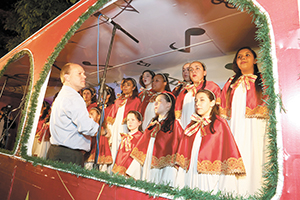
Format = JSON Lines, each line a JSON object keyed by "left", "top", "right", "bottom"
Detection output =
{"left": 227, "top": 1, "right": 279, "bottom": 199}
{"left": 0, "top": 50, "right": 34, "bottom": 155}
{"left": 1, "top": 0, "right": 279, "bottom": 199}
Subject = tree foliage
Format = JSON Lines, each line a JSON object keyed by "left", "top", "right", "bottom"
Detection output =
{"left": 4, "top": 0, "right": 78, "bottom": 52}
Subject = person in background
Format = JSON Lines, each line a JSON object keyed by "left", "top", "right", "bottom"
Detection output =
{"left": 175, "top": 61, "right": 221, "bottom": 129}
{"left": 175, "top": 89, "right": 245, "bottom": 193}
{"left": 172, "top": 62, "right": 191, "bottom": 97}
{"left": 32, "top": 100, "right": 51, "bottom": 158}
{"left": 112, "top": 110, "right": 143, "bottom": 176}
{"left": 220, "top": 47, "right": 268, "bottom": 196}
{"left": 106, "top": 77, "right": 141, "bottom": 170}
{"left": 138, "top": 70, "right": 155, "bottom": 125}
{"left": 89, "top": 85, "right": 116, "bottom": 172}
{"left": 127, "top": 92, "right": 183, "bottom": 187}
{"left": 46, "top": 63, "right": 99, "bottom": 167}
{"left": 139, "top": 70, "right": 155, "bottom": 92}
{"left": 85, "top": 107, "right": 112, "bottom": 171}
{"left": 82, "top": 87, "right": 97, "bottom": 112}
{"left": 139, "top": 73, "right": 170, "bottom": 131}
{"left": 102, "top": 85, "right": 116, "bottom": 118}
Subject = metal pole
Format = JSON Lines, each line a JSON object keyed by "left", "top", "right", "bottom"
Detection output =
{"left": 93, "top": 25, "right": 118, "bottom": 169}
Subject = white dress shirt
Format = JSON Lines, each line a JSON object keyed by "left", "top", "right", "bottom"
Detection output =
{"left": 50, "top": 85, "right": 99, "bottom": 151}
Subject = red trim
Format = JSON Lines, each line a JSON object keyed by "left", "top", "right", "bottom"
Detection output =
{"left": 7, "top": 165, "right": 17, "bottom": 200}
{"left": 0, "top": 154, "right": 168, "bottom": 200}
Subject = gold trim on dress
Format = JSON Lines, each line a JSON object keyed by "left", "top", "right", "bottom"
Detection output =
{"left": 246, "top": 105, "right": 269, "bottom": 119}
{"left": 130, "top": 147, "right": 146, "bottom": 166}
{"left": 175, "top": 153, "right": 191, "bottom": 171}
{"left": 112, "top": 164, "right": 127, "bottom": 175}
{"left": 98, "top": 155, "right": 113, "bottom": 165}
{"left": 106, "top": 116, "right": 115, "bottom": 125}
{"left": 151, "top": 154, "right": 176, "bottom": 169}
{"left": 219, "top": 106, "right": 231, "bottom": 120}
{"left": 131, "top": 147, "right": 177, "bottom": 169}
{"left": 175, "top": 110, "right": 182, "bottom": 119}
{"left": 197, "top": 157, "right": 246, "bottom": 177}
{"left": 87, "top": 155, "right": 113, "bottom": 165}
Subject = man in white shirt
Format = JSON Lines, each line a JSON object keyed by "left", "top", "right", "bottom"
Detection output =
{"left": 46, "top": 63, "right": 99, "bottom": 167}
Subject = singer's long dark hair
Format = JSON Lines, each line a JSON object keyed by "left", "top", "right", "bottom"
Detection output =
{"left": 126, "top": 110, "right": 143, "bottom": 133}
{"left": 148, "top": 92, "right": 175, "bottom": 133}
{"left": 155, "top": 73, "right": 171, "bottom": 92}
{"left": 105, "top": 85, "right": 116, "bottom": 106}
{"left": 122, "top": 78, "right": 139, "bottom": 99}
{"left": 41, "top": 101, "right": 51, "bottom": 120}
{"left": 226, "top": 47, "right": 263, "bottom": 105}
{"left": 184, "top": 61, "right": 207, "bottom": 94}
{"left": 139, "top": 70, "right": 155, "bottom": 88}
{"left": 195, "top": 89, "right": 219, "bottom": 134}
{"left": 82, "top": 87, "right": 97, "bottom": 104}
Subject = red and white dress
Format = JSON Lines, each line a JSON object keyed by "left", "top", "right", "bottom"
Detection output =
{"left": 85, "top": 103, "right": 113, "bottom": 172}
{"left": 127, "top": 119, "right": 183, "bottom": 187}
{"left": 107, "top": 94, "right": 141, "bottom": 166}
{"left": 87, "top": 102, "right": 97, "bottom": 112}
{"left": 86, "top": 128, "right": 113, "bottom": 170}
{"left": 175, "top": 81, "right": 221, "bottom": 129}
{"left": 171, "top": 80, "right": 189, "bottom": 97}
{"left": 32, "top": 115, "right": 51, "bottom": 158}
{"left": 175, "top": 113, "right": 245, "bottom": 193}
{"left": 220, "top": 74, "right": 268, "bottom": 196}
{"left": 112, "top": 130, "right": 143, "bottom": 176}
{"left": 139, "top": 89, "right": 162, "bottom": 131}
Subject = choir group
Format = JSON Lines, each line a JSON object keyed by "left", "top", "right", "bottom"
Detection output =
{"left": 33, "top": 46, "right": 268, "bottom": 196}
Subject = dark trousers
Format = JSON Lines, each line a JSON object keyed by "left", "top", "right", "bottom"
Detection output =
{"left": 46, "top": 145, "right": 85, "bottom": 167}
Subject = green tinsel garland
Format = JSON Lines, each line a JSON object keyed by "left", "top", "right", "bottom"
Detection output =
{"left": 1, "top": 0, "right": 279, "bottom": 199}
{"left": 0, "top": 50, "right": 34, "bottom": 155}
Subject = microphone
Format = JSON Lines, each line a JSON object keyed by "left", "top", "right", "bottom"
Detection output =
{"left": 99, "top": 12, "right": 139, "bottom": 44}
{"left": 100, "top": 13, "right": 112, "bottom": 23}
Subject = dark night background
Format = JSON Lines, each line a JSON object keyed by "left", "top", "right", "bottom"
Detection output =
{"left": 0, "top": 1, "right": 18, "bottom": 57}
{"left": 0, "top": 0, "right": 77, "bottom": 58}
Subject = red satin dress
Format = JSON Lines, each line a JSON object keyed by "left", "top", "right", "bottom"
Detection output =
{"left": 112, "top": 131, "right": 143, "bottom": 176}
{"left": 220, "top": 74, "right": 268, "bottom": 119}
{"left": 175, "top": 81, "right": 221, "bottom": 129}
{"left": 106, "top": 95, "right": 141, "bottom": 166}
{"left": 138, "top": 89, "right": 163, "bottom": 130}
{"left": 175, "top": 114, "right": 245, "bottom": 192}
{"left": 171, "top": 80, "right": 188, "bottom": 97}
{"left": 32, "top": 114, "right": 51, "bottom": 158}
{"left": 128, "top": 119, "right": 183, "bottom": 186}
{"left": 86, "top": 104, "right": 113, "bottom": 169}
{"left": 219, "top": 74, "right": 268, "bottom": 196}
{"left": 87, "top": 102, "right": 97, "bottom": 112}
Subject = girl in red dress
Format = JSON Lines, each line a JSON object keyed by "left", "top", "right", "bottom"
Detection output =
{"left": 112, "top": 111, "right": 143, "bottom": 176}
{"left": 32, "top": 101, "right": 51, "bottom": 158}
{"left": 172, "top": 62, "right": 191, "bottom": 97}
{"left": 139, "top": 73, "right": 171, "bottom": 130}
{"left": 82, "top": 87, "right": 97, "bottom": 112}
{"left": 85, "top": 86, "right": 116, "bottom": 172}
{"left": 85, "top": 107, "right": 112, "bottom": 171}
{"left": 176, "top": 89, "right": 245, "bottom": 193}
{"left": 102, "top": 85, "right": 116, "bottom": 124}
{"left": 127, "top": 92, "right": 183, "bottom": 187}
{"left": 139, "top": 70, "right": 155, "bottom": 94}
{"left": 175, "top": 61, "right": 221, "bottom": 129}
{"left": 220, "top": 47, "right": 268, "bottom": 196}
{"left": 106, "top": 78, "right": 141, "bottom": 169}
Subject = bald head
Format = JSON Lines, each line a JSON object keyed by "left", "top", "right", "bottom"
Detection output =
{"left": 60, "top": 63, "right": 86, "bottom": 91}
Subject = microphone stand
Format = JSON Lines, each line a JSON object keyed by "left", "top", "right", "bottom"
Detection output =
{"left": 2, "top": 100, "right": 24, "bottom": 149}
{"left": 0, "top": 76, "right": 9, "bottom": 100}
{"left": 93, "top": 15, "right": 138, "bottom": 169}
